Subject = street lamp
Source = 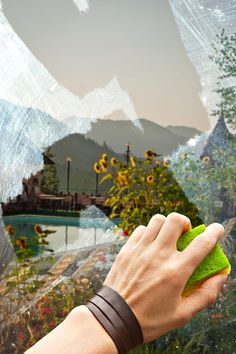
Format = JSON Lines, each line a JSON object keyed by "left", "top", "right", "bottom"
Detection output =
{"left": 66, "top": 157, "right": 72, "bottom": 193}
{"left": 125, "top": 143, "right": 131, "bottom": 165}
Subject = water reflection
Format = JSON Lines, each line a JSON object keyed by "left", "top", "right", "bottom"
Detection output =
{"left": 5, "top": 222, "right": 117, "bottom": 255}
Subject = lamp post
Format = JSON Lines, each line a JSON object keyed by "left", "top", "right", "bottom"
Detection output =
{"left": 66, "top": 157, "right": 72, "bottom": 193}
{"left": 94, "top": 162, "right": 101, "bottom": 197}
{"left": 95, "top": 172, "right": 99, "bottom": 197}
{"left": 125, "top": 143, "right": 131, "bottom": 165}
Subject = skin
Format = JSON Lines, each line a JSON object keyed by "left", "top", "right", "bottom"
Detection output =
{"left": 26, "top": 212, "right": 227, "bottom": 354}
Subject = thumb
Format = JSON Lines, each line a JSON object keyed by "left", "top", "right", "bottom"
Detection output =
{"left": 181, "top": 274, "right": 227, "bottom": 319}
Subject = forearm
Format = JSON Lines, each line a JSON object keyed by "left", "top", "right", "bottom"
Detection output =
{"left": 25, "top": 305, "right": 118, "bottom": 354}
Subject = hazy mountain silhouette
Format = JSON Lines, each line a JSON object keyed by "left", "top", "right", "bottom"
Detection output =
{"left": 85, "top": 118, "right": 201, "bottom": 156}
{"left": 166, "top": 125, "right": 201, "bottom": 139}
{"left": 50, "top": 118, "right": 201, "bottom": 193}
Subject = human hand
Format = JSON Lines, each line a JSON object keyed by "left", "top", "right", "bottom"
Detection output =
{"left": 104, "top": 212, "right": 227, "bottom": 343}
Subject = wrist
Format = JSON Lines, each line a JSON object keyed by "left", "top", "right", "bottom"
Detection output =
{"left": 68, "top": 305, "right": 118, "bottom": 354}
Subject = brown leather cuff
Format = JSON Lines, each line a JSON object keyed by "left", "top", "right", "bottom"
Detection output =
{"left": 86, "top": 285, "right": 143, "bottom": 354}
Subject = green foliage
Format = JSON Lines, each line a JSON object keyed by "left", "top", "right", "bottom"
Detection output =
{"left": 172, "top": 139, "right": 236, "bottom": 224}
{"left": 130, "top": 271, "right": 236, "bottom": 353}
{"left": 211, "top": 29, "right": 236, "bottom": 128}
{"left": 2, "top": 222, "right": 236, "bottom": 353}
{"left": 1, "top": 267, "right": 103, "bottom": 353}
{"left": 40, "top": 147, "right": 60, "bottom": 194}
{"left": 96, "top": 151, "right": 201, "bottom": 235}
{"left": 0, "top": 224, "right": 56, "bottom": 352}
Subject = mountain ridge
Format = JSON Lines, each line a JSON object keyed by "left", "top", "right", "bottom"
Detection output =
{"left": 85, "top": 118, "right": 201, "bottom": 157}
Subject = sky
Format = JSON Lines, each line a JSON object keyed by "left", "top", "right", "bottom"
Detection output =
{"left": 3, "top": 0, "right": 210, "bottom": 131}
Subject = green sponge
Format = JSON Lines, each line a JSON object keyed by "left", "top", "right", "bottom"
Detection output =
{"left": 177, "top": 225, "right": 231, "bottom": 295}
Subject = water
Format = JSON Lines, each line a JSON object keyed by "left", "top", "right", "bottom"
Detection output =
{"left": 3, "top": 213, "right": 119, "bottom": 254}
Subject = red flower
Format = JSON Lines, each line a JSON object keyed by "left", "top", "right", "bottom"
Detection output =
{"left": 121, "top": 230, "right": 129, "bottom": 237}
{"left": 16, "top": 331, "right": 25, "bottom": 342}
{"left": 40, "top": 307, "right": 53, "bottom": 316}
{"left": 100, "top": 255, "right": 106, "bottom": 262}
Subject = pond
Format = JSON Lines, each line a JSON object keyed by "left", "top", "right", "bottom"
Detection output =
{"left": 3, "top": 214, "right": 119, "bottom": 254}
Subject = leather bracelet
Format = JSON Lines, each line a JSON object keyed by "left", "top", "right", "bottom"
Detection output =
{"left": 86, "top": 285, "right": 143, "bottom": 354}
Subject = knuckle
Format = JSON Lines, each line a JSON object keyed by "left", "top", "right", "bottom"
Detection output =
{"left": 115, "top": 243, "right": 133, "bottom": 265}
{"left": 199, "top": 235, "right": 213, "bottom": 250}
{"left": 167, "top": 212, "right": 181, "bottom": 221}
{"left": 165, "top": 265, "right": 179, "bottom": 282}
{"left": 167, "top": 212, "right": 190, "bottom": 226}
{"left": 136, "top": 225, "right": 146, "bottom": 233}
{"left": 207, "top": 293, "right": 217, "bottom": 306}
{"left": 150, "top": 214, "right": 166, "bottom": 223}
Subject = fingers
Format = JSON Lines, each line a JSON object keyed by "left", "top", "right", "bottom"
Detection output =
{"left": 179, "top": 274, "right": 227, "bottom": 322}
{"left": 153, "top": 212, "right": 191, "bottom": 249}
{"left": 138, "top": 214, "right": 166, "bottom": 246}
{"left": 124, "top": 225, "right": 146, "bottom": 248}
{"left": 180, "top": 223, "right": 225, "bottom": 277}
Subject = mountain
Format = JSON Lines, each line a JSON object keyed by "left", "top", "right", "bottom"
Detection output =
{"left": 166, "top": 125, "right": 201, "bottom": 139}
{"left": 50, "top": 119, "right": 202, "bottom": 193}
{"left": 51, "top": 134, "right": 123, "bottom": 193}
{"left": 85, "top": 118, "right": 201, "bottom": 157}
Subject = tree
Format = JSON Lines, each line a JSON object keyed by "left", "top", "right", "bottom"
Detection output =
{"left": 40, "top": 148, "right": 60, "bottom": 194}
{"left": 211, "top": 29, "right": 236, "bottom": 128}
{"left": 171, "top": 134, "right": 236, "bottom": 225}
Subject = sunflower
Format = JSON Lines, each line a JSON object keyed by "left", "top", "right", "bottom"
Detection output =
{"left": 100, "top": 159, "right": 108, "bottom": 172}
{"left": 16, "top": 238, "right": 27, "bottom": 250}
{"left": 6, "top": 224, "right": 14, "bottom": 236}
{"left": 94, "top": 162, "right": 101, "bottom": 174}
{"left": 181, "top": 153, "right": 189, "bottom": 160}
{"left": 102, "top": 153, "right": 108, "bottom": 162}
{"left": 117, "top": 171, "right": 128, "bottom": 186}
{"left": 147, "top": 175, "right": 154, "bottom": 185}
{"left": 34, "top": 224, "right": 43, "bottom": 234}
{"left": 111, "top": 157, "right": 118, "bottom": 167}
{"left": 144, "top": 149, "right": 155, "bottom": 160}
{"left": 202, "top": 156, "right": 210, "bottom": 165}
{"left": 130, "top": 155, "right": 136, "bottom": 168}
{"left": 163, "top": 158, "right": 170, "bottom": 168}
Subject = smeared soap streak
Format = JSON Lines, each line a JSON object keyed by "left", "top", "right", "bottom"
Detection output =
{"left": 0, "top": 1, "right": 141, "bottom": 202}
{"left": 73, "top": 0, "right": 90, "bottom": 13}
{"left": 0, "top": 0, "right": 141, "bottom": 269}
{"left": 169, "top": 0, "right": 236, "bottom": 129}
{"left": 168, "top": 0, "right": 236, "bottom": 226}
